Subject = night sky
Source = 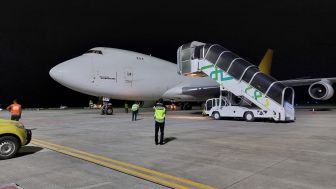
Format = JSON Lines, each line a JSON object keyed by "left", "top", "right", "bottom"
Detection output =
{"left": 1, "top": 1, "right": 336, "bottom": 108}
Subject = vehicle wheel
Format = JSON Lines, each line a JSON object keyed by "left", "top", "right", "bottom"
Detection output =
{"left": 244, "top": 111, "right": 255, "bottom": 122}
{"left": 212, "top": 112, "right": 221, "bottom": 120}
{"left": 106, "top": 108, "right": 113, "bottom": 115}
{"left": 0, "top": 136, "right": 19, "bottom": 160}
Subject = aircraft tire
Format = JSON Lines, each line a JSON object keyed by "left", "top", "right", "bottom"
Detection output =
{"left": 106, "top": 108, "right": 113, "bottom": 115}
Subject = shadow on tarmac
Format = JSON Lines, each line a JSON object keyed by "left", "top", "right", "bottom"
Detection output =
{"left": 162, "top": 137, "right": 177, "bottom": 145}
{"left": 191, "top": 111, "right": 203, "bottom": 115}
{"left": 16, "top": 146, "right": 43, "bottom": 158}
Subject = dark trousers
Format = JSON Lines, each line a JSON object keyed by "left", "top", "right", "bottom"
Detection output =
{"left": 155, "top": 121, "right": 165, "bottom": 144}
{"left": 132, "top": 110, "right": 138, "bottom": 121}
{"left": 11, "top": 115, "right": 21, "bottom": 121}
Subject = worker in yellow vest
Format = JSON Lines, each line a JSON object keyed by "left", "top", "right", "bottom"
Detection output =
{"left": 131, "top": 102, "right": 139, "bottom": 121}
{"left": 153, "top": 98, "right": 166, "bottom": 145}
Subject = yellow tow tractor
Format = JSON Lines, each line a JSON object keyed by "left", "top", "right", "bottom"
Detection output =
{"left": 0, "top": 119, "right": 32, "bottom": 160}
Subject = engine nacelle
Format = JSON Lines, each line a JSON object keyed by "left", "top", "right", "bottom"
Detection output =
{"left": 308, "top": 80, "right": 334, "bottom": 100}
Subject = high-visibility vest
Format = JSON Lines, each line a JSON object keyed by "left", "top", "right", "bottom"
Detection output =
{"left": 10, "top": 104, "right": 22, "bottom": 115}
{"left": 154, "top": 106, "right": 166, "bottom": 123}
{"left": 131, "top": 104, "right": 139, "bottom": 111}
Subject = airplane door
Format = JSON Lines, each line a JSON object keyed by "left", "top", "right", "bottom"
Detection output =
{"left": 92, "top": 70, "right": 100, "bottom": 86}
{"left": 91, "top": 60, "right": 99, "bottom": 86}
{"left": 90, "top": 55, "right": 118, "bottom": 87}
{"left": 92, "top": 69, "right": 118, "bottom": 87}
{"left": 124, "top": 68, "right": 133, "bottom": 86}
{"left": 90, "top": 56, "right": 97, "bottom": 85}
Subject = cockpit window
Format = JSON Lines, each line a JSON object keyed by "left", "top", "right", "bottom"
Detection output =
{"left": 85, "top": 50, "right": 103, "bottom": 55}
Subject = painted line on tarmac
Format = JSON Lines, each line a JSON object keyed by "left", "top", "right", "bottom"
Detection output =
{"left": 167, "top": 115, "right": 208, "bottom": 120}
{"left": 31, "top": 139, "right": 217, "bottom": 189}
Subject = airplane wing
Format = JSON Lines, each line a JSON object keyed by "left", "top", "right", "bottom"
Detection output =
{"left": 179, "top": 78, "right": 336, "bottom": 95}
{"left": 162, "top": 84, "right": 220, "bottom": 101}
{"left": 280, "top": 77, "right": 336, "bottom": 86}
{"left": 181, "top": 86, "right": 219, "bottom": 97}
{"left": 257, "top": 49, "right": 336, "bottom": 87}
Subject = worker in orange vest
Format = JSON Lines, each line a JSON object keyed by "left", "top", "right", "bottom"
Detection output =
{"left": 7, "top": 99, "right": 22, "bottom": 121}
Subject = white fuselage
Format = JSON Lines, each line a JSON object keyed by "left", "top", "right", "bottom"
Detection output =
{"left": 49, "top": 47, "right": 218, "bottom": 101}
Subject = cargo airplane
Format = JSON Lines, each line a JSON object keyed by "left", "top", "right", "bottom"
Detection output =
{"left": 49, "top": 47, "right": 336, "bottom": 107}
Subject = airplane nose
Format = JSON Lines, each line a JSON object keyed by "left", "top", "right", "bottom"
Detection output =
{"left": 49, "top": 61, "right": 74, "bottom": 85}
{"left": 49, "top": 56, "right": 91, "bottom": 91}
{"left": 49, "top": 64, "right": 64, "bottom": 81}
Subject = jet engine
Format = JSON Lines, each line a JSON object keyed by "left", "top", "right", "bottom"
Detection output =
{"left": 308, "top": 80, "right": 334, "bottom": 100}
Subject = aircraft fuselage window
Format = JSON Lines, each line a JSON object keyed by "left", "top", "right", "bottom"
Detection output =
{"left": 85, "top": 50, "right": 103, "bottom": 55}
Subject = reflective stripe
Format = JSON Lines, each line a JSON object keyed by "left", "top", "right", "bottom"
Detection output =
{"left": 131, "top": 104, "right": 139, "bottom": 111}
{"left": 154, "top": 107, "right": 166, "bottom": 123}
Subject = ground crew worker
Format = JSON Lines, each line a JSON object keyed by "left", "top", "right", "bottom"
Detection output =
{"left": 201, "top": 103, "right": 206, "bottom": 116}
{"left": 7, "top": 99, "right": 22, "bottom": 121}
{"left": 131, "top": 102, "right": 139, "bottom": 121}
{"left": 153, "top": 98, "right": 166, "bottom": 145}
{"left": 125, "top": 102, "right": 129, "bottom": 113}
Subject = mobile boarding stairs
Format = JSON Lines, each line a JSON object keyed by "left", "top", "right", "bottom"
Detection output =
{"left": 177, "top": 41, "right": 295, "bottom": 122}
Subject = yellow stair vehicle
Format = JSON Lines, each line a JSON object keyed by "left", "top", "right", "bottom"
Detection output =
{"left": 0, "top": 119, "right": 32, "bottom": 160}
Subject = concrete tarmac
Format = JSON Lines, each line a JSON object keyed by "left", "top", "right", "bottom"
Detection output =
{"left": 0, "top": 108, "right": 336, "bottom": 189}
